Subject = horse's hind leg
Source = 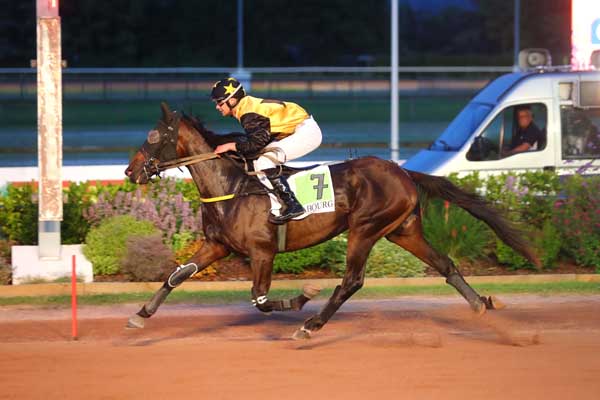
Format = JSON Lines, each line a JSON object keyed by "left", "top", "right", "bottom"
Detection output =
{"left": 386, "top": 214, "right": 497, "bottom": 314}
{"left": 126, "top": 241, "right": 230, "bottom": 329}
{"left": 293, "top": 232, "right": 377, "bottom": 339}
{"left": 247, "top": 251, "right": 321, "bottom": 314}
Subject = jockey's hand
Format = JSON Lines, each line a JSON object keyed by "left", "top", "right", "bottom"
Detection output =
{"left": 214, "top": 142, "right": 237, "bottom": 155}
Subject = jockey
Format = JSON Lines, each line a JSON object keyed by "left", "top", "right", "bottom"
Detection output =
{"left": 210, "top": 77, "right": 322, "bottom": 224}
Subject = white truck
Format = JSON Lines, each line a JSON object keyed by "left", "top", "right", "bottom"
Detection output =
{"left": 403, "top": 56, "right": 600, "bottom": 177}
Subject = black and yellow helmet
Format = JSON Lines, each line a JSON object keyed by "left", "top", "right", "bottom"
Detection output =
{"left": 210, "top": 77, "right": 245, "bottom": 104}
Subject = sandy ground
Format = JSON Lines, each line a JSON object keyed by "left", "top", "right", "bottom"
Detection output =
{"left": 0, "top": 294, "right": 599, "bottom": 400}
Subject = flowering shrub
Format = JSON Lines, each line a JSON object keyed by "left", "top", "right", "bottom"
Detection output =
{"left": 422, "top": 198, "right": 493, "bottom": 263}
{"left": 553, "top": 175, "right": 600, "bottom": 269}
{"left": 448, "top": 171, "right": 564, "bottom": 270}
{"left": 84, "top": 178, "right": 202, "bottom": 249}
{"left": 451, "top": 171, "right": 560, "bottom": 229}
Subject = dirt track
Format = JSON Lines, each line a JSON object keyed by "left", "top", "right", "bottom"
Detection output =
{"left": 1, "top": 295, "right": 599, "bottom": 400}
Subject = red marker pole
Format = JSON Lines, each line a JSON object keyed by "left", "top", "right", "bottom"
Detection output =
{"left": 71, "top": 254, "right": 78, "bottom": 340}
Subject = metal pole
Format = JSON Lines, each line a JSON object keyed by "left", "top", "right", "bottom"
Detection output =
{"left": 36, "top": 0, "right": 62, "bottom": 259}
{"left": 513, "top": 0, "right": 520, "bottom": 71}
{"left": 237, "top": 0, "right": 243, "bottom": 69}
{"left": 390, "top": 0, "right": 399, "bottom": 161}
{"left": 234, "top": 0, "right": 251, "bottom": 90}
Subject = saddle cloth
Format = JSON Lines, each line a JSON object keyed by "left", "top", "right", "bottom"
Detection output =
{"left": 269, "top": 165, "right": 335, "bottom": 220}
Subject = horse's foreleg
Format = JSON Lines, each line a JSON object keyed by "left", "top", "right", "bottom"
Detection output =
{"left": 126, "top": 241, "right": 229, "bottom": 329}
{"left": 294, "top": 233, "right": 375, "bottom": 339}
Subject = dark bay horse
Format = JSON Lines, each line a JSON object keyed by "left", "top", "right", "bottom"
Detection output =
{"left": 124, "top": 102, "right": 539, "bottom": 339}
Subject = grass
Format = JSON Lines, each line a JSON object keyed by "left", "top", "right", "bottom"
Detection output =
{"left": 0, "top": 281, "right": 598, "bottom": 307}
{"left": 18, "top": 276, "right": 86, "bottom": 285}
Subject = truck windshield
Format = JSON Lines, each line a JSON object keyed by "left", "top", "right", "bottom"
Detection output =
{"left": 429, "top": 102, "right": 493, "bottom": 151}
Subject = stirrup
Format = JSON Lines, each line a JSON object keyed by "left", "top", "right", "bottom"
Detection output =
{"left": 269, "top": 208, "right": 305, "bottom": 224}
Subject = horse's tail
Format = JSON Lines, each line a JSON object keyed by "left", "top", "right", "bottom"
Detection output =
{"left": 405, "top": 169, "right": 540, "bottom": 267}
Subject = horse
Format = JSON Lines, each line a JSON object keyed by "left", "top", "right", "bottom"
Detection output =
{"left": 124, "top": 102, "right": 539, "bottom": 339}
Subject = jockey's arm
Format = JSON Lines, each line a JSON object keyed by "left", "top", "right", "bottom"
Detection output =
{"left": 234, "top": 113, "right": 273, "bottom": 156}
{"left": 214, "top": 142, "right": 237, "bottom": 154}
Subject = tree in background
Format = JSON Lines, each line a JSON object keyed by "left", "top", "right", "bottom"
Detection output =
{"left": 0, "top": 0, "right": 571, "bottom": 67}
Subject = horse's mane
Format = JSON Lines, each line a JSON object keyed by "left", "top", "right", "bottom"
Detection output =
{"left": 181, "top": 113, "right": 245, "bottom": 149}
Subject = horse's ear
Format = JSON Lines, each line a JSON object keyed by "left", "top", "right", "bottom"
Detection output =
{"left": 160, "top": 101, "right": 172, "bottom": 122}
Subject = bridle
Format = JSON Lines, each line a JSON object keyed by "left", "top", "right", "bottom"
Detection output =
{"left": 139, "top": 116, "right": 286, "bottom": 182}
{"left": 139, "top": 111, "right": 223, "bottom": 181}
{"left": 139, "top": 111, "right": 181, "bottom": 180}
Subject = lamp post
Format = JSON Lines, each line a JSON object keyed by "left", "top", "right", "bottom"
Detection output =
{"left": 233, "top": 0, "right": 251, "bottom": 90}
{"left": 36, "top": 0, "right": 62, "bottom": 259}
{"left": 513, "top": 0, "right": 520, "bottom": 72}
{"left": 390, "top": 0, "right": 399, "bottom": 161}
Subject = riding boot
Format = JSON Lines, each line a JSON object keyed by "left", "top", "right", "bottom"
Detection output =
{"left": 267, "top": 176, "right": 305, "bottom": 224}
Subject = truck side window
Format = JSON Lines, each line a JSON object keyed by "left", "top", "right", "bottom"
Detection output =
{"left": 560, "top": 106, "right": 600, "bottom": 159}
{"left": 466, "top": 112, "right": 502, "bottom": 161}
{"left": 467, "top": 103, "right": 547, "bottom": 162}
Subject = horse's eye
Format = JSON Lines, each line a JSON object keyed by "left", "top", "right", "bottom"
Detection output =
{"left": 147, "top": 130, "right": 160, "bottom": 144}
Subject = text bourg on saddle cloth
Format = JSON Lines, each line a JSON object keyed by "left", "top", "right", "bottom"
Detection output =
{"left": 210, "top": 77, "right": 332, "bottom": 223}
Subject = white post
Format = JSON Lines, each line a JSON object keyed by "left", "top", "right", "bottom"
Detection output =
{"left": 10, "top": 1, "right": 93, "bottom": 285}
{"left": 36, "top": 0, "right": 62, "bottom": 259}
{"left": 390, "top": 0, "right": 399, "bottom": 161}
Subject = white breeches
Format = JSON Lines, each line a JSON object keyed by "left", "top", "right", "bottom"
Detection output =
{"left": 253, "top": 116, "right": 322, "bottom": 211}
{"left": 253, "top": 116, "right": 322, "bottom": 172}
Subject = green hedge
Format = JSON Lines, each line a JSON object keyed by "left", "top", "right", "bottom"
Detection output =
{"left": 2, "top": 170, "right": 598, "bottom": 276}
{"left": 83, "top": 215, "right": 159, "bottom": 275}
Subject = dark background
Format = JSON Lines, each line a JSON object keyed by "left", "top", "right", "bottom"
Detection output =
{"left": 2, "top": 0, "right": 571, "bottom": 68}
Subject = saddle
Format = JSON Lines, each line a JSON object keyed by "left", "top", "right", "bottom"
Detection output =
{"left": 226, "top": 150, "right": 320, "bottom": 179}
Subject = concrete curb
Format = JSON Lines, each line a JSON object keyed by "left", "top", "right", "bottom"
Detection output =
{"left": 0, "top": 274, "right": 598, "bottom": 298}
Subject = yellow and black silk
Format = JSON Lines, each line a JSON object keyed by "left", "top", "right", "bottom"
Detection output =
{"left": 231, "top": 96, "right": 309, "bottom": 156}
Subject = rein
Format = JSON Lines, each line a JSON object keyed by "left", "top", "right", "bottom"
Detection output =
{"left": 152, "top": 151, "right": 279, "bottom": 204}
{"left": 157, "top": 152, "right": 220, "bottom": 170}
{"left": 156, "top": 149, "right": 284, "bottom": 176}
{"left": 142, "top": 116, "right": 285, "bottom": 203}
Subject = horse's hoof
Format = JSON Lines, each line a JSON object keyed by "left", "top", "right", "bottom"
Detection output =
{"left": 126, "top": 314, "right": 145, "bottom": 329}
{"left": 471, "top": 301, "right": 487, "bottom": 316}
{"left": 292, "top": 327, "right": 312, "bottom": 340}
{"left": 488, "top": 296, "right": 506, "bottom": 310}
{"left": 302, "top": 284, "right": 321, "bottom": 299}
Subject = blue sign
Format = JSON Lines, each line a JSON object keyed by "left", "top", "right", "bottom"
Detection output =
{"left": 593, "top": 18, "right": 600, "bottom": 44}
